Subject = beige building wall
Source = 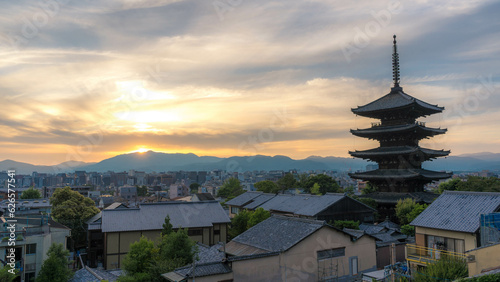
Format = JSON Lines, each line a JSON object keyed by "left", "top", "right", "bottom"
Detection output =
{"left": 231, "top": 227, "right": 377, "bottom": 282}
{"left": 105, "top": 224, "right": 229, "bottom": 269}
{"left": 466, "top": 243, "right": 500, "bottom": 276}
{"left": 415, "top": 227, "right": 477, "bottom": 251}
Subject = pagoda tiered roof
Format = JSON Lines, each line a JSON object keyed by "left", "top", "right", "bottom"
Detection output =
{"left": 349, "top": 146, "right": 450, "bottom": 160}
{"left": 349, "top": 169, "right": 452, "bottom": 181}
{"left": 350, "top": 122, "right": 446, "bottom": 139}
{"left": 352, "top": 87, "right": 444, "bottom": 119}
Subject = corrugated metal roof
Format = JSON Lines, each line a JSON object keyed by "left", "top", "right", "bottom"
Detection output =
{"left": 225, "top": 191, "right": 262, "bottom": 206}
{"left": 230, "top": 215, "right": 325, "bottom": 253}
{"left": 101, "top": 201, "right": 230, "bottom": 233}
{"left": 411, "top": 191, "right": 500, "bottom": 233}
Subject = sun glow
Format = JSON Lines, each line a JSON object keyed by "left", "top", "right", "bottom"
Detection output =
{"left": 130, "top": 147, "right": 151, "bottom": 154}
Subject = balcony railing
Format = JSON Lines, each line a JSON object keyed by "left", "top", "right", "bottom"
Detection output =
{"left": 406, "top": 244, "right": 466, "bottom": 265}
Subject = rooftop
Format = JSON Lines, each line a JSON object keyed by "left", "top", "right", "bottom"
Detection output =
{"left": 411, "top": 191, "right": 500, "bottom": 233}
{"left": 101, "top": 201, "right": 230, "bottom": 233}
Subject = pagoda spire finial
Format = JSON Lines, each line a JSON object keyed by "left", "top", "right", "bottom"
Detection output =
{"left": 392, "top": 34, "right": 400, "bottom": 88}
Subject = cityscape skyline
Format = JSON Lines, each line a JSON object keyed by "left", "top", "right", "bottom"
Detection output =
{"left": 1, "top": 0, "right": 500, "bottom": 165}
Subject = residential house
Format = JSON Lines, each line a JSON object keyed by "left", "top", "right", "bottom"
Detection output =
{"left": 163, "top": 215, "right": 377, "bottom": 282}
{"left": 98, "top": 201, "right": 230, "bottom": 269}
{"left": 0, "top": 215, "right": 71, "bottom": 282}
{"left": 357, "top": 218, "right": 408, "bottom": 268}
{"left": 406, "top": 191, "right": 500, "bottom": 268}
{"left": 226, "top": 191, "right": 376, "bottom": 223}
{"left": 0, "top": 198, "right": 51, "bottom": 217}
{"left": 118, "top": 185, "right": 137, "bottom": 201}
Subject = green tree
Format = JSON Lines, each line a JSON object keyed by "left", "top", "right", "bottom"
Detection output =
{"left": 136, "top": 185, "right": 148, "bottom": 197}
{"left": 438, "top": 178, "right": 461, "bottom": 193}
{"left": 217, "top": 178, "right": 245, "bottom": 198}
{"left": 161, "top": 215, "right": 174, "bottom": 237}
{"left": 413, "top": 256, "right": 467, "bottom": 282}
{"left": 254, "top": 180, "right": 280, "bottom": 194}
{"left": 310, "top": 183, "right": 321, "bottom": 195}
{"left": 229, "top": 209, "right": 251, "bottom": 239}
{"left": 457, "top": 273, "right": 500, "bottom": 282}
{"left": 247, "top": 208, "right": 271, "bottom": 229}
{"left": 304, "top": 174, "right": 339, "bottom": 194}
{"left": 455, "top": 176, "right": 500, "bottom": 192}
{"left": 332, "top": 220, "right": 360, "bottom": 230}
{"left": 362, "top": 182, "right": 378, "bottom": 194}
{"left": 120, "top": 236, "right": 157, "bottom": 282}
{"left": 20, "top": 187, "right": 41, "bottom": 199}
{"left": 36, "top": 243, "right": 72, "bottom": 282}
{"left": 159, "top": 229, "right": 197, "bottom": 267}
{"left": 297, "top": 173, "right": 309, "bottom": 188}
{"left": 342, "top": 186, "right": 355, "bottom": 196}
{"left": 395, "top": 198, "right": 427, "bottom": 225}
{"left": 0, "top": 267, "right": 18, "bottom": 282}
{"left": 400, "top": 224, "right": 415, "bottom": 236}
{"left": 189, "top": 183, "right": 200, "bottom": 193}
{"left": 50, "top": 186, "right": 100, "bottom": 249}
{"left": 357, "top": 197, "right": 378, "bottom": 210}
{"left": 277, "top": 173, "right": 297, "bottom": 192}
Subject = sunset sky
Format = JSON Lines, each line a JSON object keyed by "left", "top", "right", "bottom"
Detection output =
{"left": 1, "top": 0, "right": 499, "bottom": 165}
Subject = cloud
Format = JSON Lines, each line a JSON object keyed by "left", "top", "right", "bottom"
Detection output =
{"left": 0, "top": 0, "right": 499, "bottom": 165}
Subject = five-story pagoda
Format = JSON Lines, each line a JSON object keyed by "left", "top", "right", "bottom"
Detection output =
{"left": 349, "top": 35, "right": 452, "bottom": 193}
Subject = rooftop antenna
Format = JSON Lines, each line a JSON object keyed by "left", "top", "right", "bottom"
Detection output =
{"left": 392, "top": 35, "right": 400, "bottom": 88}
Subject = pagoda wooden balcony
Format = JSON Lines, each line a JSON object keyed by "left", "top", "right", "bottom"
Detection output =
{"left": 406, "top": 244, "right": 466, "bottom": 265}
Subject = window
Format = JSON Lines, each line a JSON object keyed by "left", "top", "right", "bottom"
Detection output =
{"left": 26, "top": 244, "right": 36, "bottom": 254}
{"left": 25, "top": 272, "right": 36, "bottom": 282}
{"left": 188, "top": 229, "right": 203, "bottom": 236}
{"left": 214, "top": 229, "right": 220, "bottom": 235}
{"left": 317, "top": 247, "right": 345, "bottom": 260}
{"left": 231, "top": 207, "right": 240, "bottom": 214}
{"left": 426, "top": 235, "right": 465, "bottom": 253}
{"left": 350, "top": 257, "right": 358, "bottom": 275}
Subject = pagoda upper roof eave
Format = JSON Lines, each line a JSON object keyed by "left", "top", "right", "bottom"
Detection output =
{"left": 349, "top": 146, "right": 450, "bottom": 159}
{"left": 348, "top": 169, "right": 452, "bottom": 180}
{"left": 351, "top": 89, "right": 444, "bottom": 118}
{"left": 350, "top": 124, "right": 447, "bottom": 138}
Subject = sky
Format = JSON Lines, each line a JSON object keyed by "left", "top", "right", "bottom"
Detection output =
{"left": 1, "top": 0, "right": 500, "bottom": 165}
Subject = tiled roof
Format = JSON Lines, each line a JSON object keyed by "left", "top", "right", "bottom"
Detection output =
{"left": 225, "top": 191, "right": 262, "bottom": 207}
{"left": 350, "top": 169, "right": 452, "bottom": 181}
{"left": 243, "top": 193, "right": 276, "bottom": 210}
{"left": 411, "top": 191, "right": 500, "bottom": 233}
{"left": 258, "top": 193, "right": 347, "bottom": 216}
{"left": 350, "top": 146, "right": 450, "bottom": 159}
{"left": 174, "top": 261, "right": 232, "bottom": 278}
{"left": 70, "top": 267, "right": 120, "bottom": 282}
{"left": 359, "top": 224, "right": 387, "bottom": 234}
{"left": 228, "top": 215, "right": 325, "bottom": 253}
{"left": 101, "top": 201, "right": 230, "bottom": 233}
{"left": 105, "top": 202, "right": 128, "bottom": 210}
{"left": 196, "top": 242, "right": 225, "bottom": 264}
{"left": 350, "top": 123, "right": 446, "bottom": 137}
{"left": 378, "top": 219, "right": 401, "bottom": 230}
{"left": 352, "top": 90, "right": 443, "bottom": 116}
{"left": 194, "top": 193, "right": 215, "bottom": 201}
{"left": 343, "top": 228, "right": 365, "bottom": 239}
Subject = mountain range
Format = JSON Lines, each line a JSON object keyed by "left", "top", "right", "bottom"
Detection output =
{"left": 2, "top": 151, "right": 500, "bottom": 174}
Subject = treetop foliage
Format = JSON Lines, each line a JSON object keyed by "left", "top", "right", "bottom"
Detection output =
{"left": 20, "top": 187, "right": 41, "bottom": 199}
{"left": 36, "top": 243, "right": 73, "bottom": 282}
{"left": 254, "top": 180, "right": 280, "bottom": 194}
{"left": 229, "top": 207, "right": 271, "bottom": 239}
{"left": 217, "top": 177, "right": 245, "bottom": 198}
{"left": 395, "top": 198, "right": 427, "bottom": 225}
{"left": 438, "top": 176, "right": 500, "bottom": 193}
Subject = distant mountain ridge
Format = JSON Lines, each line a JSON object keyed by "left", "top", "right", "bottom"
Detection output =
{"left": 2, "top": 151, "right": 500, "bottom": 174}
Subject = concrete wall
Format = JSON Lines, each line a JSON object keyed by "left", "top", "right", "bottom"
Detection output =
{"left": 466, "top": 243, "right": 500, "bottom": 276}
{"left": 415, "top": 227, "right": 477, "bottom": 251}
{"left": 231, "top": 226, "right": 377, "bottom": 282}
